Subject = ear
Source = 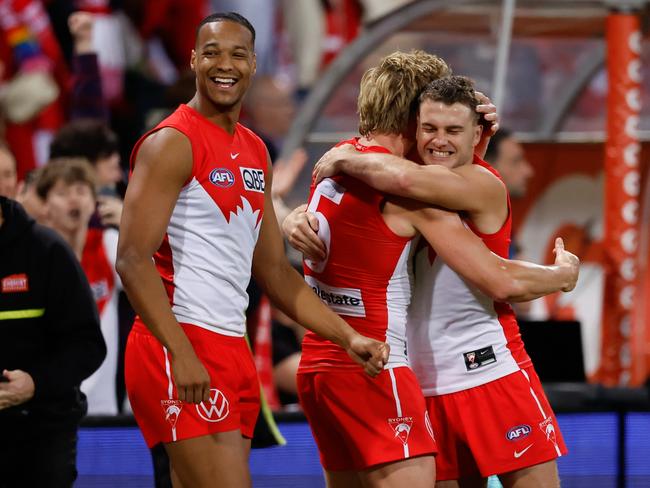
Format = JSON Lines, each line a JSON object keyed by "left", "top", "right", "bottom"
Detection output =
{"left": 251, "top": 52, "right": 257, "bottom": 77}
{"left": 190, "top": 49, "right": 196, "bottom": 72}
{"left": 472, "top": 123, "right": 483, "bottom": 148}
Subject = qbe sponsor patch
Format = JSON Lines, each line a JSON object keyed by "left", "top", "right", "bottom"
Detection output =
{"left": 240, "top": 167, "right": 265, "bottom": 193}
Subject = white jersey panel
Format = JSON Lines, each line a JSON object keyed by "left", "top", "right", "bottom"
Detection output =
{"left": 82, "top": 228, "right": 121, "bottom": 415}
{"left": 82, "top": 288, "right": 120, "bottom": 414}
{"left": 167, "top": 177, "right": 261, "bottom": 336}
{"left": 385, "top": 240, "right": 413, "bottom": 368}
{"left": 407, "top": 249, "right": 519, "bottom": 395}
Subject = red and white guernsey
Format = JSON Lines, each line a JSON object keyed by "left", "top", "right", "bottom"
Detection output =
{"left": 407, "top": 156, "right": 532, "bottom": 395}
{"left": 130, "top": 104, "right": 267, "bottom": 337}
{"left": 299, "top": 139, "right": 414, "bottom": 372}
{"left": 81, "top": 227, "right": 121, "bottom": 414}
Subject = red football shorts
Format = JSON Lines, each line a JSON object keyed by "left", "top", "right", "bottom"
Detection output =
{"left": 125, "top": 320, "right": 260, "bottom": 448}
{"left": 427, "top": 367, "right": 567, "bottom": 480}
{"left": 297, "top": 366, "right": 437, "bottom": 471}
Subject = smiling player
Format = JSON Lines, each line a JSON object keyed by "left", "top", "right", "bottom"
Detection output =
{"left": 117, "top": 12, "right": 388, "bottom": 488}
{"left": 312, "top": 76, "right": 572, "bottom": 487}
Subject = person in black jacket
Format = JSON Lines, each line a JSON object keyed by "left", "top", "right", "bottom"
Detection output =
{"left": 0, "top": 196, "right": 106, "bottom": 488}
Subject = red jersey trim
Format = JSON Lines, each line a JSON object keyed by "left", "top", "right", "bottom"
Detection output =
{"left": 335, "top": 138, "right": 412, "bottom": 244}
{"left": 463, "top": 155, "right": 512, "bottom": 256}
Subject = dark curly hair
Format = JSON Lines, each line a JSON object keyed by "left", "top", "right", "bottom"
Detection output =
{"left": 419, "top": 75, "right": 489, "bottom": 130}
{"left": 196, "top": 12, "right": 256, "bottom": 46}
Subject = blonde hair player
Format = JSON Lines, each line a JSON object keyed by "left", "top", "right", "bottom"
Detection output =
{"left": 284, "top": 57, "right": 578, "bottom": 487}
{"left": 310, "top": 75, "right": 575, "bottom": 487}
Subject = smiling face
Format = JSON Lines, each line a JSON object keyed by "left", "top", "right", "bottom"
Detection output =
{"left": 191, "top": 20, "right": 256, "bottom": 111}
{"left": 416, "top": 99, "right": 482, "bottom": 169}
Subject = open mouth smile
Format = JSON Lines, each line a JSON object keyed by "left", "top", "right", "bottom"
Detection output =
{"left": 427, "top": 149, "right": 453, "bottom": 157}
{"left": 209, "top": 77, "right": 237, "bottom": 89}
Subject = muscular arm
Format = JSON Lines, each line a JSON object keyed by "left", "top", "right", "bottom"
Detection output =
{"left": 316, "top": 148, "right": 506, "bottom": 217}
{"left": 252, "top": 158, "right": 388, "bottom": 375}
{"left": 116, "top": 128, "right": 210, "bottom": 404}
{"left": 400, "top": 202, "right": 579, "bottom": 302}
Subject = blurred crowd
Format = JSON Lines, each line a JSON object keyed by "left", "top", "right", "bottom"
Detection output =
{"left": 0, "top": 0, "right": 421, "bottom": 415}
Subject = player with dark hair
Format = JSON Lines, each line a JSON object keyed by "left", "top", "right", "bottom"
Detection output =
{"left": 117, "top": 13, "right": 388, "bottom": 488}
{"left": 286, "top": 63, "right": 578, "bottom": 485}
{"left": 311, "top": 75, "right": 572, "bottom": 487}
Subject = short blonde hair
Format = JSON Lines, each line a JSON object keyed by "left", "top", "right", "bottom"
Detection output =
{"left": 358, "top": 50, "right": 451, "bottom": 137}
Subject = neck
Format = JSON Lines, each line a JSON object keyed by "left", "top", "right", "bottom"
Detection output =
{"left": 361, "top": 133, "right": 409, "bottom": 157}
{"left": 56, "top": 226, "right": 88, "bottom": 261}
{"left": 188, "top": 95, "right": 240, "bottom": 134}
{"left": 459, "top": 152, "right": 476, "bottom": 167}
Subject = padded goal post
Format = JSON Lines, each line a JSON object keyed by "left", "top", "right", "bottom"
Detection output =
{"left": 599, "top": 10, "right": 643, "bottom": 386}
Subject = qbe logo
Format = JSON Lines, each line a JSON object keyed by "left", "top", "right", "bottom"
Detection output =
{"left": 209, "top": 168, "right": 235, "bottom": 188}
{"left": 240, "top": 167, "right": 265, "bottom": 193}
{"left": 506, "top": 424, "right": 531, "bottom": 441}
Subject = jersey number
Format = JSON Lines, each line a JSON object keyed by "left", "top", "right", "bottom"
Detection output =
{"left": 305, "top": 178, "right": 345, "bottom": 273}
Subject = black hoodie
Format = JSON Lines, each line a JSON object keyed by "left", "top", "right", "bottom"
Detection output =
{"left": 0, "top": 197, "right": 106, "bottom": 429}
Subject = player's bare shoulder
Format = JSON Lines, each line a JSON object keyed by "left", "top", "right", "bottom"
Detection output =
{"left": 135, "top": 127, "right": 192, "bottom": 169}
{"left": 382, "top": 196, "right": 458, "bottom": 237}
{"left": 460, "top": 162, "right": 506, "bottom": 191}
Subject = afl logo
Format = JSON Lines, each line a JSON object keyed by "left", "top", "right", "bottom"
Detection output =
{"left": 209, "top": 168, "right": 235, "bottom": 188}
{"left": 506, "top": 424, "right": 532, "bottom": 441}
{"left": 196, "top": 388, "right": 230, "bottom": 422}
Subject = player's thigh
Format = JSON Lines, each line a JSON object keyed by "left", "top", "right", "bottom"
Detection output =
{"left": 360, "top": 454, "right": 436, "bottom": 488}
{"left": 164, "top": 430, "right": 251, "bottom": 488}
{"left": 325, "top": 469, "right": 364, "bottom": 488}
{"left": 498, "top": 459, "right": 559, "bottom": 488}
{"left": 436, "top": 477, "right": 487, "bottom": 488}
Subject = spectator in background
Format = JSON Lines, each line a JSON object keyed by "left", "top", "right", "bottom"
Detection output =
{"left": 50, "top": 119, "right": 122, "bottom": 190}
{"left": 35, "top": 158, "right": 122, "bottom": 415}
{"left": 243, "top": 75, "right": 307, "bottom": 224}
{"left": 0, "top": 0, "right": 70, "bottom": 178}
{"left": 484, "top": 128, "right": 535, "bottom": 319}
{"left": 67, "top": 11, "right": 110, "bottom": 122}
{"left": 244, "top": 75, "right": 296, "bottom": 161}
{"left": 50, "top": 119, "right": 124, "bottom": 228}
{"left": 243, "top": 77, "right": 306, "bottom": 405}
{"left": 0, "top": 145, "right": 17, "bottom": 198}
{"left": 280, "top": 0, "right": 413, "bottom": 97}
{"left": 484, "top": 128, "right": 534, "bottom": 200}
{"left": 16, "top": 168, "right": 47, "bottom": 225}
{"left": 15, "top": 168, "right": 47, "bottom": 224}
{"left": 0, "top": 195, "right": 105, "bottom": 488}
{"left": 1, "top": 5, "right": 111, "bottom": 180}
{"left": 49, "top": 115, "right": 133, "bottom": 415}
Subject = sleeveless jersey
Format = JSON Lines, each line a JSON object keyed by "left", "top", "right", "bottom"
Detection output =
{"left": 130, "top": 104, "right": 268, "bottom": 337}
{"left": 407, "top": 156, "right": 532, "bottom": 395}
{"left": 299, "top": 138, "right": 414, "bottom": 372}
